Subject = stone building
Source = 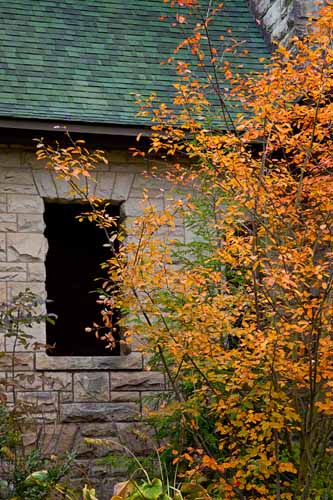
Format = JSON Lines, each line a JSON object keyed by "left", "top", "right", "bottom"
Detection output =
{"left": 0, "top": 0, "right": 274, "bottom": 497}
{"left": 249, "top": 0, "right": 325, "bottom": 46}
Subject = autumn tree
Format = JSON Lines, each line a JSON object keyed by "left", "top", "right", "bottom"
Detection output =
{"left": 37, "top": 2, "right": 333, "bottom": 499}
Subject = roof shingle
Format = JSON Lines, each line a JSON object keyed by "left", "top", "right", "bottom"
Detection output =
{"left": 0, "top": 0, "right": 270, "bottom": 126}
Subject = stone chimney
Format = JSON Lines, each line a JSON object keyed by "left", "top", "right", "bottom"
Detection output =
{"left": 248, "top": 0, "right": 325, "bottom": 47}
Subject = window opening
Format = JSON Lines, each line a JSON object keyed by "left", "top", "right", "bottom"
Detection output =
{"left": 44, "top": 201, "right": 120, "bottom": 356}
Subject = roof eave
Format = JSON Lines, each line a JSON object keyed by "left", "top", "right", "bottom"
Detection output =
{"left": 0, "top": 117, "right": 151, "bottom": 137}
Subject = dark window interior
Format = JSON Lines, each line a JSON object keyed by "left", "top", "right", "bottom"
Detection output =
{"left": 44, "top": 202, "right": 120, "bottom": 356}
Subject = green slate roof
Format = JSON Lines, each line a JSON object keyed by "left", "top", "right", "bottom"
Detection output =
{"left": 0, "top": 0, "right": 270, "bottom": 127}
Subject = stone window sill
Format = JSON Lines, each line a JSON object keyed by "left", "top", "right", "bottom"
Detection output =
{"left": 35, "top": 352, "right": 143, "bottom": 371}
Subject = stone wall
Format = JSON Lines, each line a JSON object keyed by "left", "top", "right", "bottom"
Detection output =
{"left": 0, "top": 144, "right": 180, "bottom": 498}
{"left": 249, "top": 0, "right": 325, "bottom": 46}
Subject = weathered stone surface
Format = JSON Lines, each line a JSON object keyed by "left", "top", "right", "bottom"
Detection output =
{"left": 0, "top": 149, "right": 21, "bottom": 168}
{"left": 0, "top": 168, "right": 34, "bottom": 185}
{"left": 35, "top": 352, "right": 143, "bottom": 371}
{"left": 0, "top": 352, "right": 33, "bottom": 370}
{"left": 7, "top": 281, "right": 45, "bottom": 299}
{"left": 111, "top": 371, "right": 165, "bottom": 391}
{"left": 60, "top": 391, "right": 73, "bottom": 403}
{"left": 4, "top": 323, "right": 45, "bottom": 350}
{"left": 33, "top": 171, "right": 57, "bottom": 197}
{"left": 0, "top": 213, "right": 17, "bottom": 232}
{"left": 112, "top": 173, "right": 135, "bottom": 201}
{"left": 16, "top": 391, "right": 58, "bottom": 411}
{"left": 12, "top": 371, "right": 44, "bottom": 390}
{"left": 95, "top": 172, "right": 116, "bottom": 199}
{"left": 23, "top": 423, "right": 79, "bottom": 454}
{"left": 7, "top": 194, "right": 44, "bottom": 213}
{"left": 0, "top": 263, "right": 26, "bottom": 281}
{"left": 61, "top": 402, "right": 139, "bottom": 423}
{"left": 0, "top": 184, "right": 37, "bottom": 194}
{"left": 250, "top": 0, "right": 323, "bottom": 45}
{"left": 123, "top": 198, "right": 164, "bottom": 217}
{"left": 75, "top": 436, "right": 123, "bottom": 458}
{"left": 110, "top": 391, "right": 140, "bottom": 403}
{"left": 75, "top": 173, "right": 98, "bottom": 198}
{"left": 43, "top": 372, "right": 72, "bottom": 391}
{"left": 74, "top": 372, "right": 109, "bottom": 401}
{"left": 130, "top": 174, "right": 170, "bottom": 199}
{"left": 115, "top": 422, "right": 155, "bottom": 454}
{"left": 7, "top": 233, "right": 47, "bottom": 262}
{"left": 79, "top": 422, "right": 117, "bottom": 437}
{"left": 53, "top": 178, "right": 75, "bottom": 198}
{"left": 27, "top": 262, "right": 46, "bottom": 282}
{"left": 21, "top": 150, "right": 45, "bottom": 169}
{"left": 17, "top": 213, "right": 45, "bottom": 232}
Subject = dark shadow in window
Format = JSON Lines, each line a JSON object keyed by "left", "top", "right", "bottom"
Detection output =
{"left": 44, "top": 201, "right": 120, "bottom": 356}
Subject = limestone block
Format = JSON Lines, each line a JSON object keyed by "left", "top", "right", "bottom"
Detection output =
{"left": 12, "top": 372, "right": 44, "bottom": 390}
{"left": 35, "top": 352, "right": 143, "bottom": 371}
{"left": 130, "top": 174, "right": 170, "bottom": 199}
{"left": 27, "top": 263, "right": 46, "bottom": 282}
{"left": 21, "top": 151, "right": 45, "bottom": 169}
{"left": 75, "top": 436, "right": 123, "bottom": 458}
{"left": 33, "top": 171, "right": 57, "bottom": 198}
{"left": 110, "top": 391, "right": 140, "bottom": 403}
{"left": 0, "top": 263, "right": 26, "bottom": 281}
{"left": 6, "top": 323, "right": 46, "bottom": 352}
{"left": 23, "top": 423, "right": 79, "bottom": 454}
{"left": 74, "top": 372, "right": 109, "bottom": 402}
{"left": 5, "top": 323, "right": 46, "bottom": 347}
{"left": 17, "top": 391, "right": 58, "bottom": 411}
{"left": 26, "top": 323, "right": 46, "bottom": 344}
{"left": 74, "top": 172, "right": 98, "bottom": 198}
{"left": 7, "top": 233, "right": 47, "bottom": 262}
{"left": 0, "top": 149, "right": 21, "bottom": 168}
{"left": 60, "top": 402, "right": 140, "bottom": 423}
{"left": 42, "top": 372, "right": 73, "bottom": 391}
{"left": 95, "top": 172, "right": 116, "bottom": 199}
{"left": 79, "top": 422, "right": 118, "bottom": 438}
{"left": 112, "top": 173, "right": 135, "bottom": 201}
{"left": 122, "top": 198, "right": 164, "bottom": 217}
{"left": 30, "top": 412, "right": 59, "bottom": 424}
{"left": 60, "top": 391, "right": 73, "bottom": 403}
{"left": 0, "top": 184, "right": 37, "bottom": 195}
{"left": 7, "top": 194, "right": 44, "bottom": 213}
{"left": 111, "top": 371, "right": 165, "bottom": 391}
{"left": 18, "top": 214, "right": 45, "bottom": 232}
{"left": 0, "top": 214, "right": 17, "bottom": 232}
{"left": 115, "top": 422, "right": 155, "bottom": 454}
{"left": 53, "top": 178, "right": 77, "bottom": 199}
{"left": 0, "top": 168, "right": 34, "bottom": 185}
{"left": 7, "top": 281, "right": 45, "bottom": 300}
{"left": 0, "top": 353, "right": 34, "bottom": 370}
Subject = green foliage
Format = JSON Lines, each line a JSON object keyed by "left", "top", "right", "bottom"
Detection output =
{"left": 0, "top": 403, "right": 76, "bottom": 499}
